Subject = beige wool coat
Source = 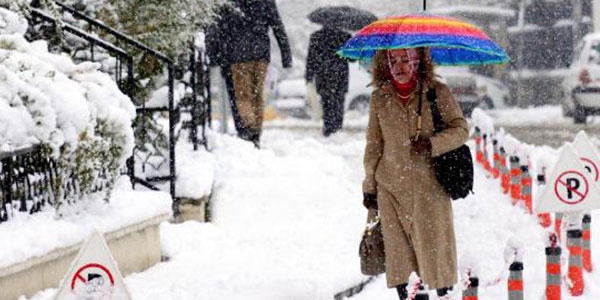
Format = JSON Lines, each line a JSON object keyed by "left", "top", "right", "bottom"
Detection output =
{"left": 363, "top": 80, "right": 469, "bottom": 289}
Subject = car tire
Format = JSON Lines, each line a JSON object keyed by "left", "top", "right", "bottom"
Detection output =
{"left": 479, "top": 96, "right": 494, "bottom": 110}
{"left": 348, "top": 95, "right": 370, "bottom": 113}
{"left": 574, "top": 104, "right": 587, "bottom": 124}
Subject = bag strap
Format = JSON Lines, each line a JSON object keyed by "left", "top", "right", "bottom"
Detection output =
{"left": 416, "top": 87, "right": 444, "bottom": 135}
{"left": 426, "top": 88, "right": 445, "bottom": 134}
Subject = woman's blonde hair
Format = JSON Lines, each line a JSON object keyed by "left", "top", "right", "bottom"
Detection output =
{"left": 371, "top": 47, "right": 435, "bottom": 89}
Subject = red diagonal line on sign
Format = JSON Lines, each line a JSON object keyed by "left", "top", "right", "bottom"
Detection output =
{"left": 76, "top": 274, "right": 87, "bottom": 284}
{"left": 557, "top": 179, "right": 585, "bottom": 199}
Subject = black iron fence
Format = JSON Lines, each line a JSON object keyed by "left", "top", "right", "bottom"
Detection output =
{"left": 25, "top": 1, "right": 212, "bottom": 218}
{"left": 0, "top": 146, "right": 111, "bottom": 224}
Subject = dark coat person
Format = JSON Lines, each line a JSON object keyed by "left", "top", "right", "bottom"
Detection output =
{"left": 306, "top": 27, "right": 352, "bottom": 136}
{"left": 228, "top": 0, "right": 292, "bottom": 147}
{"left": 206, "top": 0, "right": 292, "bottom": 147}
{"left": 205, "top": 8, "right": 247, "bottom": 139}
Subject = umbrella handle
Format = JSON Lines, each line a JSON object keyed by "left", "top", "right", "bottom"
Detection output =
{"left": 423, "top": 0, "right": 426, "bottom": 11}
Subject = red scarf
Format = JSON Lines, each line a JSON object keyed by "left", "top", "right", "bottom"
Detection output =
{"left": 391, "top": 77, "right": 417, "bottom": 105}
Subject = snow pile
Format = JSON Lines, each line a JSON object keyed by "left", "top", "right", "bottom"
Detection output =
{"left": 0, "top": 8, "right": 135, "bottom": 206}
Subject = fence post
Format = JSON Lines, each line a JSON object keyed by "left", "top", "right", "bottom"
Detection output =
{"left": 582, "top": 213, "right": 592, "bottom": 272}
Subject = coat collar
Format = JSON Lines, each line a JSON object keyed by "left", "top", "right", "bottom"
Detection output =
{"left": 379, "top": 81, "right": 426, "bottom": 109}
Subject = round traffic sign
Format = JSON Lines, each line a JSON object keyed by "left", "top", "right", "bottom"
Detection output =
{"left": 554, "top": 170, "right": 589, "bottom": 205}
{"left": 580, "top": 157, "right": 599, "bottom": 182}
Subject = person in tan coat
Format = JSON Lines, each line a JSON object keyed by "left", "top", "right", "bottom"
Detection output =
{"left": 362, "top": 48, "right": 468, "bottom": 299}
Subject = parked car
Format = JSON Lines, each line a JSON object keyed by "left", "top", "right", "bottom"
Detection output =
{"left": 474, "top": 75, "right": 510, "bottom": 109}
{"left": 562, "top": 33, "right": 600, "bottom": 123}
{"left": 270, "top": 62, "right": 372, "bottom": 118}
{"left": 436, "top": 67, "right": 480, "bottom": 117}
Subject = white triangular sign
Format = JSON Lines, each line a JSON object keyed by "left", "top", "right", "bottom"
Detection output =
{"left": 535, "top": 144, "right": 600, "bottom": 213}
{"left": 53, "top": 230, "right": 131, "bottom": 300}
{"left": 573, "top": 131, "right": 600, "bottom": 183}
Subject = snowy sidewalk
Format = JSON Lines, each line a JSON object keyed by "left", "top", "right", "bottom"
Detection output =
{"left": 28, "top": 126, "right": 600, "bottom": 300}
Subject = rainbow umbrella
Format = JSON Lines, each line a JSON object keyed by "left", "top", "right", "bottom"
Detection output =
{"left": 337, "top": 14, "right": 509, "bottom": 66}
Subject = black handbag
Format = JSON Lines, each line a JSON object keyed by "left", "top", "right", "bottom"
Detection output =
{"left": 417, "top": 88, "right": 474, "bottom": 200}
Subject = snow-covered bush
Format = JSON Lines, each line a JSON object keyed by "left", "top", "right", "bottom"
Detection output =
{"left": 0, "top": 8, "right": 135, "bottom": 209}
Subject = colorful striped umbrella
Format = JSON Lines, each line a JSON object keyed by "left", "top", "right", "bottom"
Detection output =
{"left": 337, "top": 14, "right": 510, "bottom": 66}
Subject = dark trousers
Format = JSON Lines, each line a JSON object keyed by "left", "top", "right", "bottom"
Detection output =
{"left": 320, "top": 91, "right": 345, "bottom": 137}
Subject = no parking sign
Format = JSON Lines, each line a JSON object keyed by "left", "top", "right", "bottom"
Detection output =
{"left": 53, "top": 231, "right": 131, "bottom": 300}
{"left": 535, "top": 145, "right": 600, "bottom": 213}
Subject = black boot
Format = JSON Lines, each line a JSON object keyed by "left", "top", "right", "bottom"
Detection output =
{"left": 396, "top": 283, "right": 408, "bottom": 300}
{"left": 436, "top": 286, "right": 453, "bottom": 299}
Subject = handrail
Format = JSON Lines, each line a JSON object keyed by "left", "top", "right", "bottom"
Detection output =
{"left": 54, "top": 1, "right": 172, "bottom": 64}
{"left": 30, "top": 8, "right": 131, "bottom": 60}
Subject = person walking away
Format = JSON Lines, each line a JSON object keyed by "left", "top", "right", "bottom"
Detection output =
{"left": 362, "top": 48, "right": 468, "bottom": 299}
{"left": 205, "top": 8, "right": 249, "bottom": 139}
{"left": 226, "top": 0, "right": 292, "bottom": 148}
{"left": 305, "top": 26, "right": 352, "bottom": 136}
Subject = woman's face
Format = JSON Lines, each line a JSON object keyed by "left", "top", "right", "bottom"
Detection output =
{"left": 387, "top": 49, "right": 421, "bottom": 83}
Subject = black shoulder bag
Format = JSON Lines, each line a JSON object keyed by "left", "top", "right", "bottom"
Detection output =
{"left": 417, "top": 88, "right": 474, "bottom": 200}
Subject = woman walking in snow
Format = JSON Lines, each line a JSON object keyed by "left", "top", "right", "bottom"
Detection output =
{"left": 362, "top": 47, "right": 468, "bottom": 299}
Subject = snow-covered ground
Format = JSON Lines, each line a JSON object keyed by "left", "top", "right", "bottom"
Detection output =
{"left": 20, "top": 106, "right": 600, "bottom": 300}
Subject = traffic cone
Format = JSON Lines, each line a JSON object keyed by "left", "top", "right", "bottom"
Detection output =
{"left": 536, "top": 173, "right": 552, "bottom": 227}
{"left": 475, "top": 127, "right": 484, "bottom": 165}
{"left": 508, "top": 261, "right": 524, "bottom": 300}
{"left": 492, "top": 139, "right": 500, "bottom": 179}
{"left": 509, "top": 156, "right": 521, "bottom": 205}
{"left": 545, "top": 234, "right": 561, "bottom": 300}
{"left": 567, "top": 229, "right": 584, "bottom": 296}
{"left": 520, "top": 165, "right": 532, "bottom": 213}
{"left": 500, "top": 147, "right": 510, "bottom": 194}
{"left": 462, "top": 277, "right": 478, "bottom": 300}
{"left": 582, "top": 214, "right": 592, "bottom": 272}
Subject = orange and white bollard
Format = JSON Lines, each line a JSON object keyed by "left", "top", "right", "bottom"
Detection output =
{"left": 536, "top": 173, "right": 552, "bottom": 227}
{"left": 546, "top": 234, "right": 561, "bottom": 300}
{"left": 492, "top": 139, "right": 500, "bottom": 179}
{"left": 462, "top": 277, "right": 478, "bottom": 300}
{"left": 567, "top": 229, "right": 584, "bottom": 296}
{"left": 582, "top": 214, "right": 592, "bottom": 272}
{"left": 482, "top": 134, "right": 492, "bottom": 175}
{"left": 509, "top": 156, "right": 521, "bottom": 205}
{"left": 508, "top": 261, "right": 524, "bottom": 300}
{"left": 555, "top": 213, "right": 563, "bottom": 241}
{"left": 500, "top": 147, "right": 510, "bottom": 194}
{"left": 475, "top": 127, "right": 484, "bottom": 165}
{"left": 520, "top": 165, "right": 532, "bottom": 213}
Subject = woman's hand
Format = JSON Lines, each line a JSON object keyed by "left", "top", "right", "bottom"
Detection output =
{"left": 363, "top": 193, "right": 378, "bottom": 210}
{"left": 411, "top": 138, "right": 432, "bottom": 155}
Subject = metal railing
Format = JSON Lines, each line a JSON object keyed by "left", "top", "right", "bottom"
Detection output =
{"left": 28, "top": 2, "right": 212, "bottom": 217}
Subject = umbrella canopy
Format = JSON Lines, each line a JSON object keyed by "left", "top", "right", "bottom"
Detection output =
{"left": 337, "top": 14, "right": 509, "bottom": 66}
{"left": 308, "top": 6, "right": 378, "bottom": 31}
